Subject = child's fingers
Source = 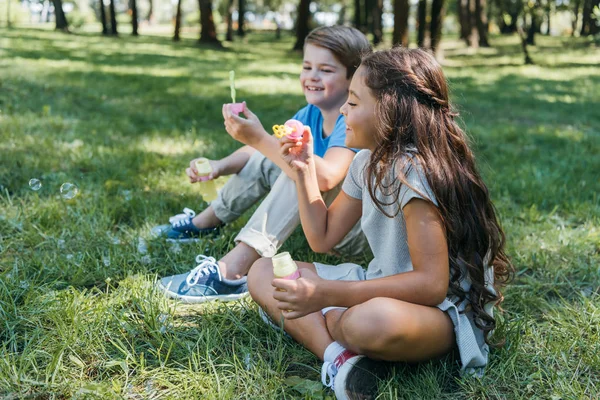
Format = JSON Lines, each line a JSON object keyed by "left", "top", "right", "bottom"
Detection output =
{"left": 280, "top": 142, "right": 297, "bottom": 154}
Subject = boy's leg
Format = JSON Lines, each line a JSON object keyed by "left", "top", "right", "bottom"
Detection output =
{"left": 233, "top": 172, "right": 301, "bottom": 258}
{"left": 219, "top": 175, "right": 367, "bottom": 279}
{"left": 192, "top": 151, "right": 282, "bottom": 228}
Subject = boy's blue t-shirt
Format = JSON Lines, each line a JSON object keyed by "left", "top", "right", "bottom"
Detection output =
{"left": 291, "top": 104, "right": 354, "bottom": 157}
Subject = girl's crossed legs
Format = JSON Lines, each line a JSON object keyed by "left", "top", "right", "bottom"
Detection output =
{"left": 248, "top": 258, "right": 455, "bottom": 364}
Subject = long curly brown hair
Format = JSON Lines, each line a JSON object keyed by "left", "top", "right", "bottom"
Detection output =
{"left": 360, "top": 47, "right": 513, "bottom": 345}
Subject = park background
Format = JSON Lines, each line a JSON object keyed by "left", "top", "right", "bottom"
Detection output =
{"left": 1, "top": 0, "right": 599, "bottom": 398}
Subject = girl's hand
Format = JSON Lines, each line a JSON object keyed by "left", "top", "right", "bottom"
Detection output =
{"left": 222, "top": 102, "right": 266, "bottom": 147}
{"left": 186, "top": 158, "right": 223, "bottom": 183}
{"left": 280, "top": 126, "right": 314, "bottom": 174}
{"left": 271, "top": 268, "right": 326, "bottom": 319}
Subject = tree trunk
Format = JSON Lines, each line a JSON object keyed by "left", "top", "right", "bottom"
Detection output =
{"left": 237, "top": 0, "right": 246, "bottom": 36}
{"left": 572, "top": 0, "right": 581, "bottom": 36}
{"left": 131, "top": 0, "right": 139, "bottom": 36}
{"left": 393, "top": 0, "right": 410, "bottom": 46}
{"left": 581, "top": 0, "right": 599, "bottom": 35}
{"left": 198, "top": 0, "right": 220, "bottom": 44}
{"left": 518, "top": 26, "right": 534, "bottom": 64}
{"left": 146, "top": 0, "right": 153, "bottom": 22}
{"left": 430, "top": 0, "right": 445, "bottom": 57}
{"left": 467, "top": 0, "right": 478, "bottom": 47}
{"left": 173, "top": 0, "right": 182, "bottom": 41}
{"left": 417, "top": 0, "right": 427, "bottom": 47}
{"left": 592, "top": 0, "right": 600, "bottom": 34}
{"left": 354, "top": 0, "right": 364, "bottom": 31}
{"left": 293, "top": 0, "right": 311, "bottom": 50}
{"left": 225, "top": 0, "right": 234, "bottom": 41}
{"left": 51, "top": 0, "right": 69, "bottom": 31}
{"left": 475, "top": 0, "right": 489, "bottom": 46}
{"left": 371, "top": 0, "right": 383, "bottom": 44}
{"left": 364, "top": 0, "right": 373, "bottom": 35}
{"left": 6, "top": 0, "right": 11, "bottom": 28}
{"left": 109, "top": 0, "right": 118, "bottom": 35}
{"left": 337, "top": 0, "right": 347, "bottom": 24}
{"left": 526, "top": 7, "right": 537, "bottom": 44}
{"left": 545, "top": 0, "right": 551, "bottom": 35}
{"left": 457, "top": 0, "right": 470, "bottom": 40}
{"left": 99, "top": 0, "right": 108, "bottom": 35}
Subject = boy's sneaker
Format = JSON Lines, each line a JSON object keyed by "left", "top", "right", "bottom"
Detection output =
{"left": 151, "top": 208, "right": 221, "bottom": 242}
{"left": 322, "top": 352, "right": 389, "bottom": 400}
{"left": 156, "top": 255, "right": 248, "bottom": 303}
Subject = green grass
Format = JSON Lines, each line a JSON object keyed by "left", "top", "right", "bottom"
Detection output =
{"left": 0, "top": 27, "right": 599, "bottom": 399}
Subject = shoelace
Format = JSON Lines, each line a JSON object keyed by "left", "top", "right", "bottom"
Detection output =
{"left": 321, "top": 361, "right": 337, "bottom": 389}
{"left": 172, "top": 218, "right": 192, "bottom": 228}
{"left": 169, "top": 208, "right": 196, "bottom": 225}
{"left": 186, "top": 255, "right": 219, "bottom": 286}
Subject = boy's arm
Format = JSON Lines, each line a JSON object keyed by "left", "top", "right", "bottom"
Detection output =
{"left": 222, "top": 104, "right": 354, "bottom": 192}
{"left": 216, "top": 145, "right": 256, "bottom": 175}
{"left": 187, "top": 145, "right": 256, "bottom": 183}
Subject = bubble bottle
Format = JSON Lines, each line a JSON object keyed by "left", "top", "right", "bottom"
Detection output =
{"left": 272, "top": 251, "right": 300, "bottom": 290}
{"left": 272, "top": 119, "right": 305, "bottom": 140}
{"left": 194, "top": 158, "right": 218, "bottom": 203}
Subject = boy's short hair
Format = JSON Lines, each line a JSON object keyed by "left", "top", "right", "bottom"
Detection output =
{"left": 305, "top": 26, "right": 371, "bottom": 79}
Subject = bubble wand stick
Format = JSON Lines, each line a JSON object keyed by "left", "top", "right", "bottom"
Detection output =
{"left": 229, "top": 70, "right": 244, "bottom": 115}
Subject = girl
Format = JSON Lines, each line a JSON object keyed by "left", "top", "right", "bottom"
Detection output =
{"left": 248, "top": 48, "right": 513, "bottom": 399}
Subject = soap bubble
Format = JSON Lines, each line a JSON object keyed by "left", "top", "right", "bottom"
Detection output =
{"left": 102, "top": 254, "right": 111, "bottom": 267}
{"left": 60, "top": 182, "right": 79, "bottom": 199}
{"left": 29, "top": 179, "right": 42, "bottom": 191}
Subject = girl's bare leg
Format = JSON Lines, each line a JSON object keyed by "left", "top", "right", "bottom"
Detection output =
{"left": 325, "top": 298, "right": 455, "bottom": 362}
{"left": 247, "top": 258, "right": 333, "bottom": 359}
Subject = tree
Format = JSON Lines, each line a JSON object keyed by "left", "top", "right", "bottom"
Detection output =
{"left": 238, "top": 0, "right": 246, "bottom": 36}
{"left": 371, "top": 0, "right": 384, "bottom": 44}
{"left": 581, "top": 0, "right": 600, "bottom": 35}
{"left": 225, "top": 0, "right": 234, "bottom": 41}
{"left": 99, "top": 0, "right": 109, "bottom": 34}
{"left": 147, "top": 0, "right": 153, "bottom": 22}
{"left": 393, "top": 0, "right": 410, "bottom": 46}
{"left": 293, "top": 0, "right": 311, "bottom": 50}
{"left": 51, "top": 0, "right": 69, "bottom": 31}
{"left": 475, "top": 0, "right": 490, "bottom": 46}
{"left": 429, "top": 0, "right": 446, "bottom": 57}
{"left": 130, "top": 0, "right": 139, "bottom": 36}
{"left": 198, "top": 0, "right": 220, "bottom": 44}
{"left": 173, "top": 0, "right": 183, "bottom": 41}
{"left": 109, "top": 0, "right": 118, "bottom": 35}
{"left": 417, "top": 0, "right": 427, "bottom": 47}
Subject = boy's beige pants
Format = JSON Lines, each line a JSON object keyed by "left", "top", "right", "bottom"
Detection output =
{"left": 211, "top": 151, "right": 367, "bottom": 258}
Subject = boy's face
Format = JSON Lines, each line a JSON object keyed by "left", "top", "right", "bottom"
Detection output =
{"left": 340, "top": 66, "right": 377, "bottom": 150}
{"left": 300, "top": 44, "right": 350, "bottom": 112}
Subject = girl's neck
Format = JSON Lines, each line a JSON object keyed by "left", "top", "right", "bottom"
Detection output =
{"left": 319, "top": 103, "right": 344, "bottom": 138}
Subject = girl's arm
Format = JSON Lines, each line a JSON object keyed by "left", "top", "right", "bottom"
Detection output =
{"left": 280, "top": 130, "right": 362, "bottom": 253}
{"left": 273, "top": 198, "right": 450, "bottom": 318}
{"left": 222, "top": 103, "right": 354, "bottom": 191}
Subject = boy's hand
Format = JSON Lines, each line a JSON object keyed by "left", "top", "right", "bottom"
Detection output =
{"left": 280, "top": 126, "right": 314, "bottom": 174}
{"left": 271, "top": 268, "right": 326, "bottom": 319}
{"left": 222, "top": 102, "right": 267, "bottom": 147}
{"left": 186, "top": 158, "right": 223, "bottom": 183}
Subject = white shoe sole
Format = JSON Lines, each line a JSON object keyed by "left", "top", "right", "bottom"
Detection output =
{"left": 157, "top": 282, "right": 249, "bottom": 303}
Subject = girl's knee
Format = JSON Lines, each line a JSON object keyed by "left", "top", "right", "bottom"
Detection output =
{"left": 247, "top": 258, "right": 274, "bottom": 299}
{"left": 340, "top": 298, "right": 410, "bottom": 353}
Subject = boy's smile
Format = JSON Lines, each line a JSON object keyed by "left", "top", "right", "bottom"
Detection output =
{"left": 301, "top": 44, "right": 350, "bottom": 112}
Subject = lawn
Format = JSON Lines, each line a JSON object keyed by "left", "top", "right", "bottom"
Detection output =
{"left": 0, "top": 27, "right": 599, "bottom": 399}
